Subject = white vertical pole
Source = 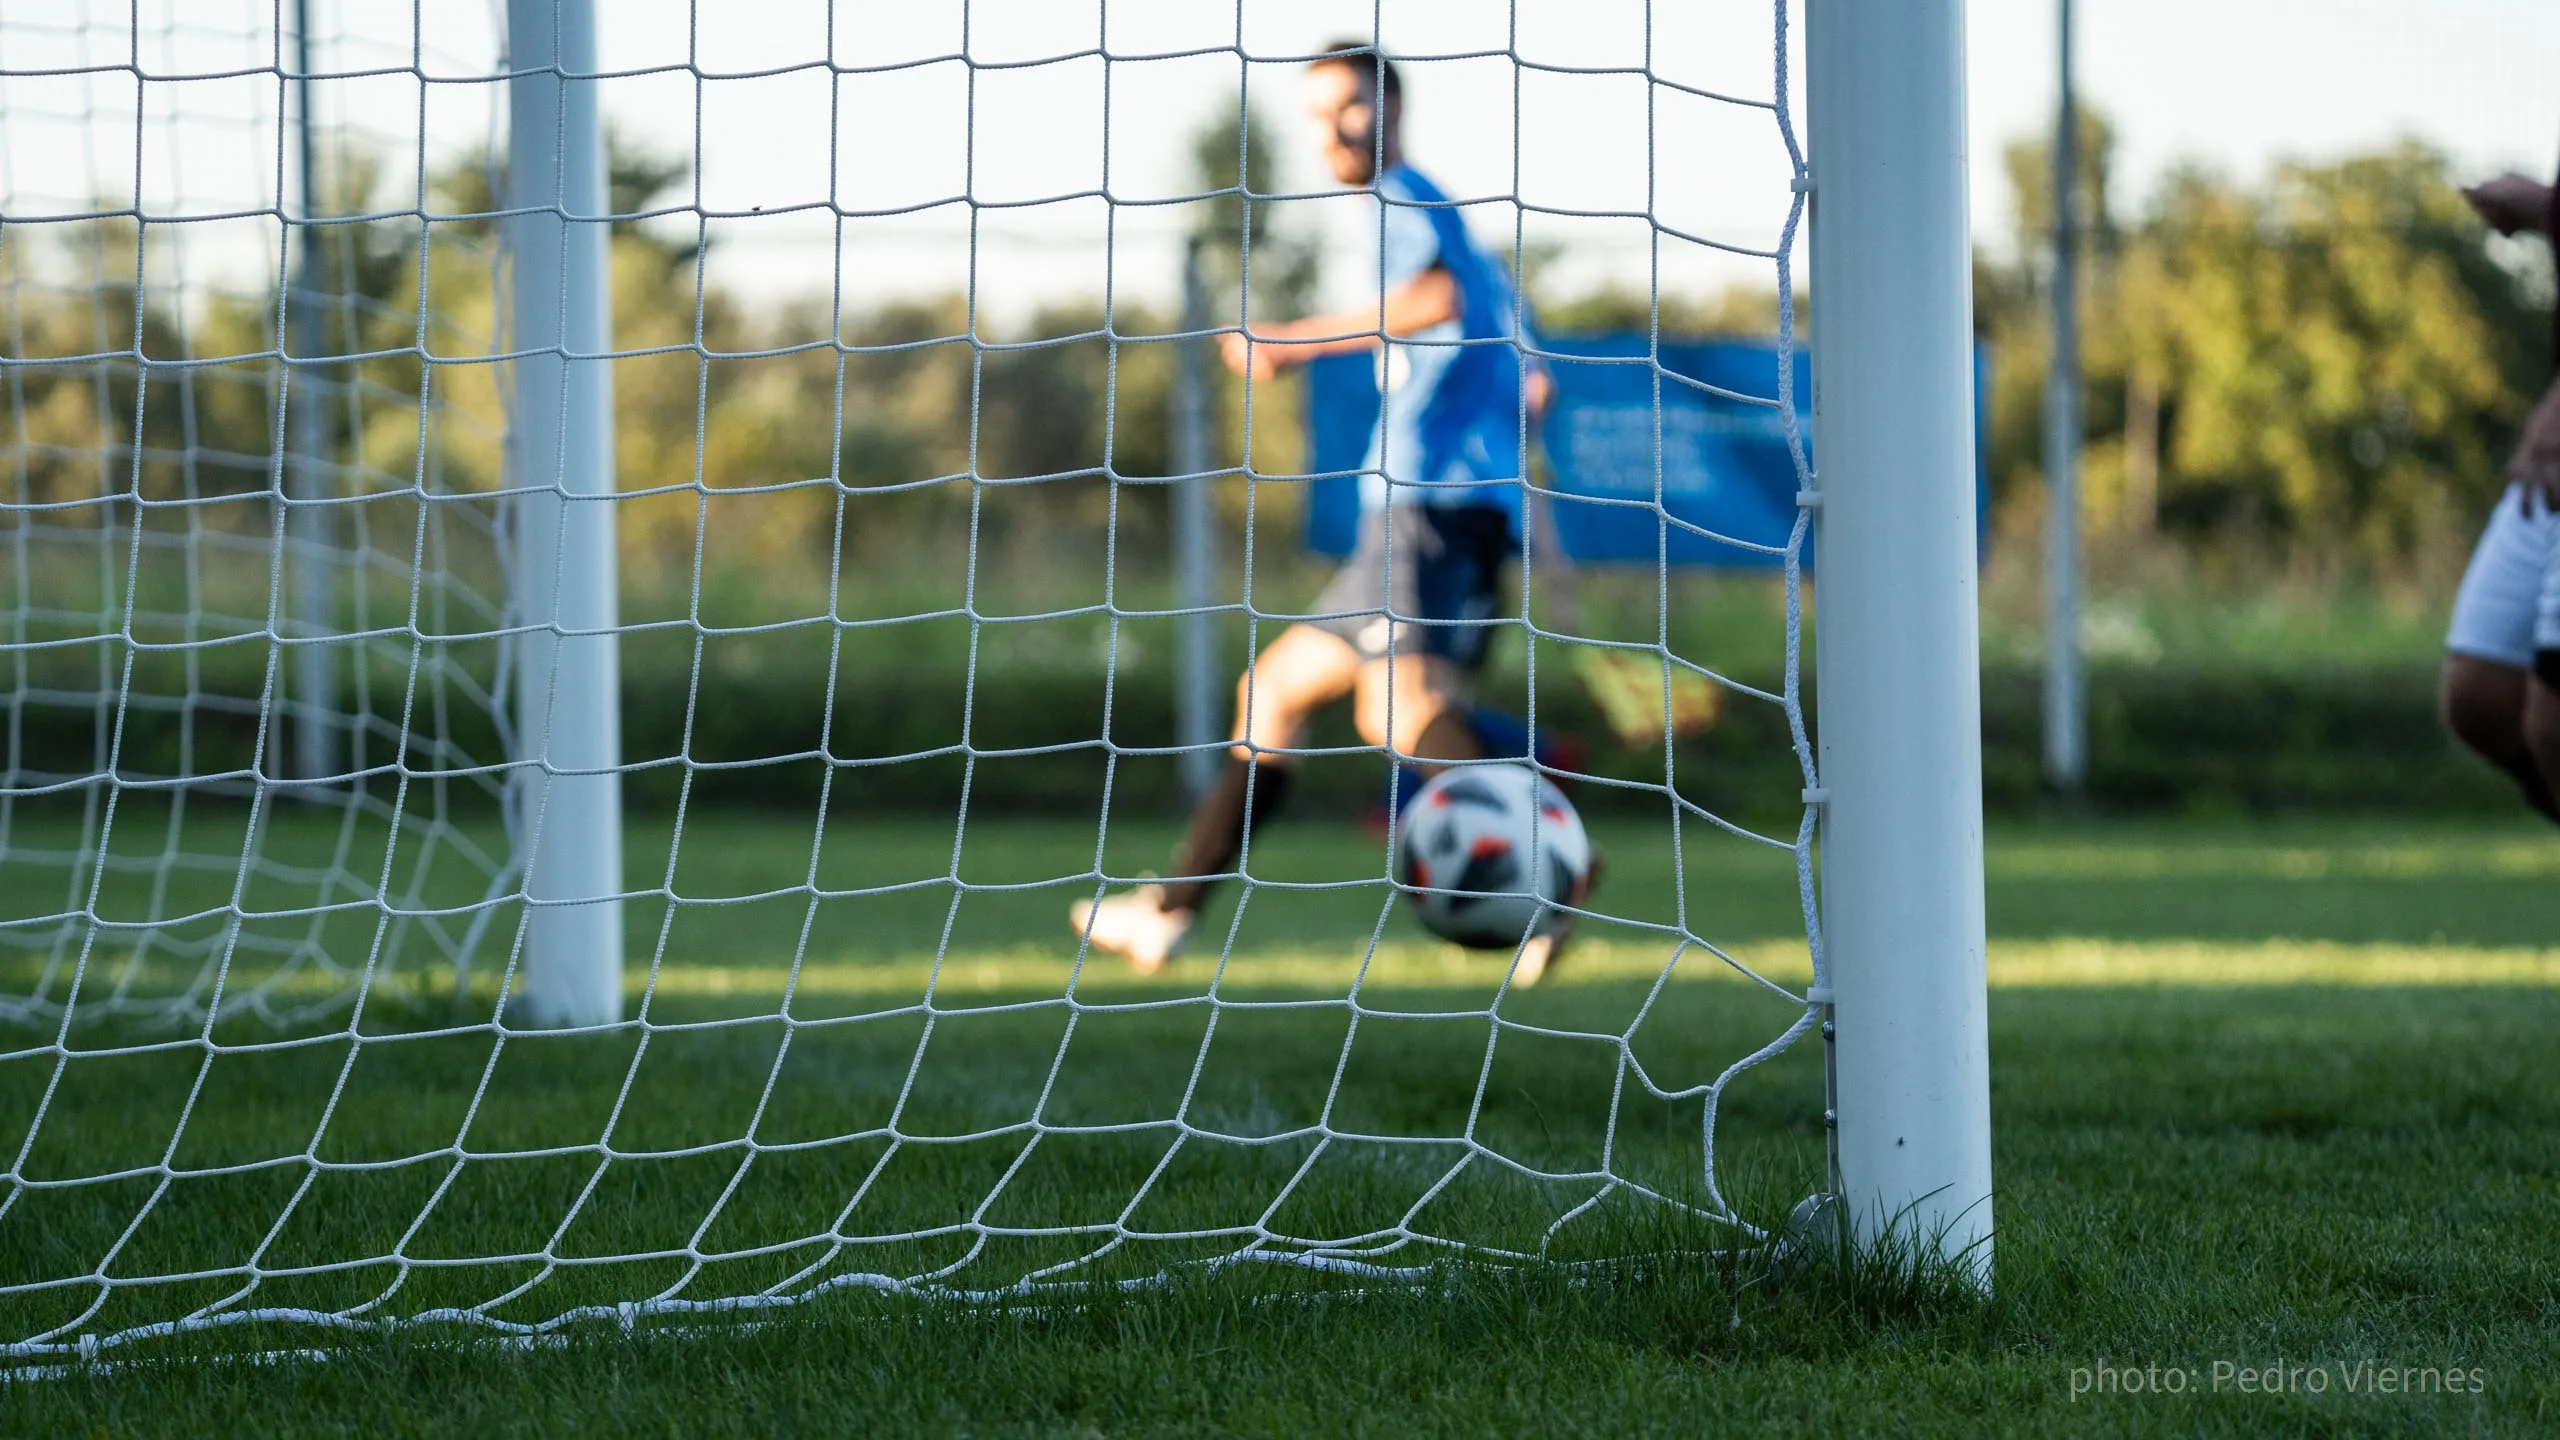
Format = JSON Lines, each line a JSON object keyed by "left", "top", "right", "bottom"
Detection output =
{"left": 1808, "top": 0, "right": 1994, "bottom": 1284}
{"left": 506, "top": 0, "right": 623, "bottom": 1028}
{"left": 287, "top": 0, "right": 338, "bottom": 785}
{"left": 1170, "top": 237, "right": 1219, "bottom": 801}
{"left": 2043, "top": 0, "right": 2086, "bottom": 791}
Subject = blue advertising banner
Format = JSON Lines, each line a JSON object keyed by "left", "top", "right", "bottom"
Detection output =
{"left": 1302, "top": 334, "right": 1992, "bottom": 568}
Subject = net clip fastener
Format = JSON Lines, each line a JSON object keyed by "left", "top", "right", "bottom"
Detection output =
{"left": 1800, "top": 786, "right": 1830, "bottom": 806}
{"left": 1791, "top": 174, "right": 1816, "bottom": 195}
{"left": 1794, "top": 489, "right": 1823, "bottom": 510}
{"left": 1804, "top": 985, "right": 1834, "bottom": 1007}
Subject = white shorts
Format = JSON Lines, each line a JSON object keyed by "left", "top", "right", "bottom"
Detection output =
{"left": 2447, "top": 484, "right": 2560, "bottom": 668}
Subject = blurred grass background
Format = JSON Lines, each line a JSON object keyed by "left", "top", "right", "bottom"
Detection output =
{"left": 1, "top": 564, "right": 2508, "bottom": 819}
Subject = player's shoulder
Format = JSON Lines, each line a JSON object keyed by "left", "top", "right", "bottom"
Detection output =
{"left": 1378, "top": 163, "right": 1450, "bottom": 206}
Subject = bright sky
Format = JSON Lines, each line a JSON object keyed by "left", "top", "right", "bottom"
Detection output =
{"left": 3, "top": 0, "right": 2554, "bottom": 325}
{"left": 1970, "top": 0, "right": 2560, "bottom": 251}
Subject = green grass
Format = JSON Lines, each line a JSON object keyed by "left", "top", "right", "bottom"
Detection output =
{"left": 5, "top": 814, "right": 2560, "bottom": 1434}
{"left": 0, "top": 805, "right": 1834, "bottom": 1343}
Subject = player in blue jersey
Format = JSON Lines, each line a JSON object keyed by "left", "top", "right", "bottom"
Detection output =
{"left": 1073, "top": 42, "right": 1581, "bottom": 978}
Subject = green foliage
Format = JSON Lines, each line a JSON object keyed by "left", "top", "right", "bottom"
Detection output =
{"left": 0, "top": 131, "right": 1265, "bottom": 599}
{"left": 12, "top": 117, "right": 2547, "bottom": 591}
{"left": 2, "top": 214, "right": 267, "bottom": 507}
{"left": 1185, "top": 100, "right": 1321, "bottom": 323}
{"left": 1999, "top": 108, "right": 2120, "bottom": 253}
{"left": 1981, "top": 127, "right": 2552, "bottom": 570}
{"left": 16, "top": 123, "right": 2551, "bottom": 822}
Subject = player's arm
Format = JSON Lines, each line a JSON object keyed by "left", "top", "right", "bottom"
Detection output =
{"left": 1218, "top": 265, "right": 1461, "bottom": 379}
{"left": 2464, "top": 172, "right": 2554, "bottom": 236}
{"left": 2514, "top": 378, "right": 2560, "bottom": 510}
{"left": 2488, "top": 156, "right": 2560, "bottom": 507}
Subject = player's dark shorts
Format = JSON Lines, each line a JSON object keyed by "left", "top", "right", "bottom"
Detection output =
{"left": 1306, "top": 504, "right": 1516, "bottom": 671}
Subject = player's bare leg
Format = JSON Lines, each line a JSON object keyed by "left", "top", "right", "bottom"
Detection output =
{"left": 2444, "top": 653, "right": 2560, "bottom": 822}
{"left": 2519, "top": 660, "right": 2560, "bottom": 823}
{"left": 1350, "top": 648, "right": 1600, "bottom": 988}
{"left": 1351, "top": 647, "right": 1482, "bottom": 770}
{"left": 1071, "top": 624, "right": 1362, "bottom": 971}
{"left": 1510, "top": 842, "right": 1601, "bottom": 989}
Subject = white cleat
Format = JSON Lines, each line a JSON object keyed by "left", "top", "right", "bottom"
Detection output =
{"left": 1069, "top": 885, "right": 1193, "bottom": 975}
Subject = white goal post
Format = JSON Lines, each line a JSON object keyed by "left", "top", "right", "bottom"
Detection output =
{"left": 501, "top": 0, "right": 625, "bottom": 1029}
{"left": 0, "top": 0, "right": 1991, "bottom": 1362}
{"left": 1807, "top": 0, "right": 1996, "bottom": 1279}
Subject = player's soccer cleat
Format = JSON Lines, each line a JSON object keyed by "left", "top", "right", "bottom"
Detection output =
{"left": 1069, "top": 885, "right": 1192, "bottom": 974}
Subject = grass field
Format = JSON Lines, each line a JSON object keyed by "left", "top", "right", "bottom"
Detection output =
{"left": 4, "top": 812, "right": 2559, "bottom": 1434}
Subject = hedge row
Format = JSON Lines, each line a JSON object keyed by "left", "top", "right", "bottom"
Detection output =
{"left": 14, "top": 652, "right": 2516, "bottom": 820}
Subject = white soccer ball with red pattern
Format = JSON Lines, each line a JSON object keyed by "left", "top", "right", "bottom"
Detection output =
{"left": 1395, "top": 763, "right": 1593, "bottom": 949}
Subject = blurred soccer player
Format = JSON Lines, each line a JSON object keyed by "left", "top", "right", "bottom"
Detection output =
{"left": 2442, "top": 151, "right": 2560, "bottom": 816}
{"left": 1072, "top": 43, "right": 1579, "bottom": 978}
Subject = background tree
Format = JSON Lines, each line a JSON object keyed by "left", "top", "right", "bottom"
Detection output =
{"left": 1977, "top": 118, "right": 2551, "bottom": 577}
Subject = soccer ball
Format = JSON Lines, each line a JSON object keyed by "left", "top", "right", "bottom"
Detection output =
{"left": 1395, "top": 763, "right": 1593, "bottom": 949}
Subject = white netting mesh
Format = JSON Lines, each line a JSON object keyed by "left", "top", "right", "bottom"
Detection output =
{"left": 0, "top": 5, "right": 518, "bottom": 1032}
{"left": 1, "top": 0, "right": 1826, "bottom": 1361}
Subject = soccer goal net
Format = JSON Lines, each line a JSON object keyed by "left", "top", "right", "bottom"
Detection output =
{"left": 1, "top": 0, "right": 1989, "bottom": 1364}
